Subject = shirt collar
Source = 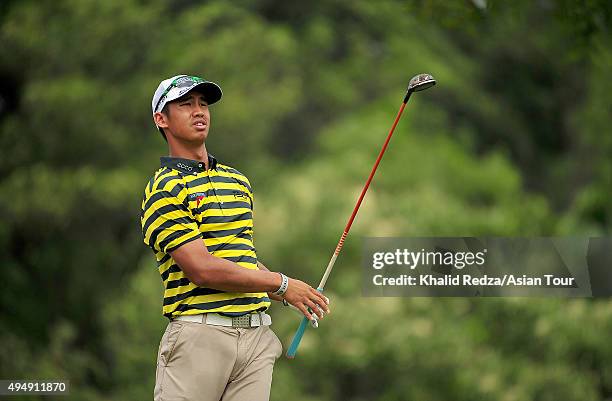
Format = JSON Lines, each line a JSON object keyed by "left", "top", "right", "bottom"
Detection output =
{"left": 160, "top": 154, "right": 218, "bottom": 173}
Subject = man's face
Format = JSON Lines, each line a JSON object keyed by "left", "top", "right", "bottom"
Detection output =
{"left": 154, "top": 91, "right": 210, "bottom": 143}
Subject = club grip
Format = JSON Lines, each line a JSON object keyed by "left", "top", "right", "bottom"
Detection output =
{"left": 286, "top": 316, "right": 309, "bottom": 358}
{"left": 286, "top": 287, "right": 325, "bottom": 359}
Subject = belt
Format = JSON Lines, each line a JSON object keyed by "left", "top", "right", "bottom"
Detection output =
{"left": 173, "top": 312, "right": 272, "bottom": 328}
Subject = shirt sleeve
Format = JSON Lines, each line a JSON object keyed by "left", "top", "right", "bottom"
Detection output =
{"left": 242, "top": 176, "right": 254, "bottom": 210}
{"left": 141, "top": 189, "right": 202, "bottom": 253}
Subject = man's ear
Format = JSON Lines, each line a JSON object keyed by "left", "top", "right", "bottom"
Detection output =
{"left": 153, "top": 112, "right": 169, "bottom": 129}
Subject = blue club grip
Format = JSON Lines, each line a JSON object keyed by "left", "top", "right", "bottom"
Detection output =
{"left": 286, "top": 287, "right": 324, "bottom": 359}
{"left": 286, "top": 316, "right": 309, "bottom": 358}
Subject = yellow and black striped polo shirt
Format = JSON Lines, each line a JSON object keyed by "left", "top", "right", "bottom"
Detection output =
{"left": 140, "top": 154, "right": 270, "bottom": 319}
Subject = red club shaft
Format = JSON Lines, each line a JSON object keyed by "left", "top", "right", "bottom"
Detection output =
{"left": 320, "top": 100, "right": 408, "bottom": 289}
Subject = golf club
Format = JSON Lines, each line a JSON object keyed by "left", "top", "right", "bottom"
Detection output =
{"left": 286, "top": 73, "right": 437, "bottom": 359}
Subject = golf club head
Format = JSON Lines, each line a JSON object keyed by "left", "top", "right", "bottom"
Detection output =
{"left": 408, "top": 73, "right": 436, "bottom": 93}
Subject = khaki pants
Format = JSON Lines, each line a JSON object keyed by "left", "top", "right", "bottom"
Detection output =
{"left": 154, "top": 320, "right": 283, "bottom": 401}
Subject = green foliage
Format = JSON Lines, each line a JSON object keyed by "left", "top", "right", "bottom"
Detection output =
{"left": 0, "top": 0, "right": 610, "bottom": 400}
{"left": 272, "top": 298, "right": 611, "bottom": 401}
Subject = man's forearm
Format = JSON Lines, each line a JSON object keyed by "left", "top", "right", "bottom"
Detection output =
{"left": 257, "top": 261, "right": 284, "bottom": 301}
{"left": 170, "top": 240, "right": 281, "bottom": 292}
{"left": 200, "top": 256, "right": 282, "bottom": 292}
{"left": 171, "top": 240, "right": 329, "bottom": 320}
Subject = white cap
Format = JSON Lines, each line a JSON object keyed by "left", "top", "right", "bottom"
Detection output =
{"left": 151, "top": 74, "right": 222, "bottom": 114}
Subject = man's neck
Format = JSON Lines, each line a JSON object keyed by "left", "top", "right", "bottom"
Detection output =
{"left": 168, "top": 143, "right": 209, "bottom": 169}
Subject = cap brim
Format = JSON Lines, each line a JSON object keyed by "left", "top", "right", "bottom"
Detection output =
{"left": 189, "top": 81, "right": 222, "bottom": 105}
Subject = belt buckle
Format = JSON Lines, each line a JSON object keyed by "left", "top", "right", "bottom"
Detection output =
{"left": 231, "top": 314, "right": 252, "bottom": 328}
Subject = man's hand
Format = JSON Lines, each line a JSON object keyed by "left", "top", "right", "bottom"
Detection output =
{"left": 256, "top": 261, "right": 330, "bottom": 322}
{"left": 283, "top": 278, "right": 330, "bottom": 322}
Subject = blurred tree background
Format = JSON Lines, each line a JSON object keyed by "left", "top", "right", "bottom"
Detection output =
{"left": 1, "top": 0, "right": 611, "bottom": 400}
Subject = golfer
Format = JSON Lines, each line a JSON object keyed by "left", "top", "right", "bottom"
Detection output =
{"left": 140, "top": 74, "right": 330, "bottom": 401}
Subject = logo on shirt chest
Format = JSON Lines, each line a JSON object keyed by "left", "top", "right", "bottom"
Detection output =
{"left": 233, "top": 190, "right": 248, "bottom": 200}
{"left": 188, "top": 192, "right": 207, "bottom": 207}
